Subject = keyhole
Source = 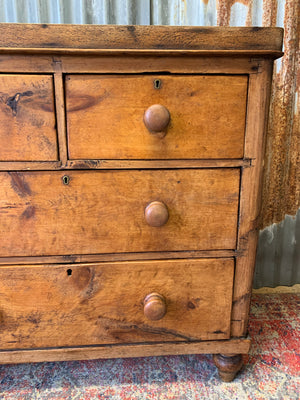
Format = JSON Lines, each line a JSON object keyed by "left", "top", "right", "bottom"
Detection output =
{"left": 62, "top": 175, "right": 70, "bottom": 185}
{"left": 154, "top": 79, "right": 161, "bottom": 89}
{"left": 67, "top": 269, "right": 72, "bottom": 276}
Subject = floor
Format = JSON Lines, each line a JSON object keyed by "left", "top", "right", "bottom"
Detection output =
{"left": 0, "top": 292, "right": 299, "bottom": 399}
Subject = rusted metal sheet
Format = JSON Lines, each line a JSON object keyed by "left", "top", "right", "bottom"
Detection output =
{"left": 258, "top": 0, "right": 299, "bottom": 228}
{"left": 254, "top": 209, "right": 300, "bottom": 288}
{"left": 216, "top": 0, "right": 299, "bottom": 228}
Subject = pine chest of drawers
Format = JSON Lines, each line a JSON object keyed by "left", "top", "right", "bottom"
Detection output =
{"left": 0, "top": 24, "right": 283, "bottom": 381}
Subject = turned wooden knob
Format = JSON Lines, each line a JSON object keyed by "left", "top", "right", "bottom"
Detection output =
{"left": 144, "top": 104, "right": 170, "bottom": 133}
{"left": 145, "top": 201, "right": 169, "bottom": 227}
{"left": 144, "top": 293, "right": 167, "bottom": 321}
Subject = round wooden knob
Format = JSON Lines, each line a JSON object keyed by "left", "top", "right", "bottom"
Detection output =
{"left": 144, "top": 293, "right": 167, "bottom": 321}
{"left": 145, "top": 201, "right": 169, "bottom": 227}
{"left": 144, "top": 104, "right": 170, "bottom": 133}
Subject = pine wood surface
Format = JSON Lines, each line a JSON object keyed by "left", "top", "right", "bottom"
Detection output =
{"left": 53, "top": 67, "right": 68, "bottom": 165}
{"left": 0, "top": 159, "right": 251, "bottom": 171}
{"left": 0, "top": 24, "right": 283, "bottom": 52}
{"left": 0, "top": 169, "right": 239, "bottom": 257}
{"left": 0, "top": 338, "right": 251, "bottom": 364}
{"left": 0, "top": 74, "right": 57, "bottom": 161}
{"left": 231, "top": 61, "right": 274, "bottom": 337}
{"left": 66, "top": 75, "right": 247, "bottom": 160}
{"left": 0, "top": 250, "right": 237, "bottom": 266}
{"left": 0, "top": 54, "right": 264, "bottom": 74}
{"left": 0, "top": 259, "right": 234, "bottom": 349}
{"left": 0, "top": 24, "right": 283, "bottom": 366}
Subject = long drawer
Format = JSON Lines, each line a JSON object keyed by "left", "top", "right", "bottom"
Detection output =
{"left": 0, "top": 169, "right": 239, "bottom": 257}
{"left": 66, "top": 74, "right": 247, "bottom": 160}
{"left": 0, "top": 258, "right": 234, "bottom": 349}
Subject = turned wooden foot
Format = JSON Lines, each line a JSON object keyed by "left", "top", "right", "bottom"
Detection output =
{"left": 213, "top": 353, "right": 243, "bottom": 382}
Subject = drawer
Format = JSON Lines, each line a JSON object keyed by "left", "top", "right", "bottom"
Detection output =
{"left": 66, "top": 75, "right": 247, "bottom": 160}
{"left": 0, "top": 258, "right": 234, "bottom": 349}
{"left": 0, "top": 169, "right": 239, "bottom": 257}
{"left": 0, "top": 75, "right": 57, "bottom": 161}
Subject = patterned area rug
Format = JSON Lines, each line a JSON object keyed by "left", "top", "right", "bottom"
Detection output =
{"left": 0, "top": 293, "right": 299, "bottom": 399}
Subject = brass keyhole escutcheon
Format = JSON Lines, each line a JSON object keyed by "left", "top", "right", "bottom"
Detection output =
{"left": 154, "top": 79, "right": 162, "bottom": 89}
{"left": 62, "top": 175, "right": 70, "bottom": 185}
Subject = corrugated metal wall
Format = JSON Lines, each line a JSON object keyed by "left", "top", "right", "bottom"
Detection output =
{"left": 0, "top": 0, "right": 299, "bottom": 288}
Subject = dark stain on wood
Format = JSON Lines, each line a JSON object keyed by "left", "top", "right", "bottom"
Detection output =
{"left": 72, "top": 266, "right": 98, "bottom": 299}
{"left": 213, "top": 330, "right": 225, "bottom": 334}
{"left": 8, "top": 172, "right": 32, "bottom": 197}
{"left": 187, "top": 301, "right": 196, "bottom": 309}
{"left": 27, "top": 312, "right": 41, "bottom": 325}
{"left": 6, "top": 91, "right": 33, "bottom": 116}
{"left": 41, "top": 42, "right": 62, "bottom": 48}
{"left": 126, "top": 25, "right": 137, "bottom": 42}
{"left": 20, "top": 205, "right": 36, "bottom": 220}
{"left": 232, "top": 292, "right": 251, "bottom": 305}
{"left": 97, "top": 314, "right": 196, "bottom": 341}
{"left": 62, "top": 255, "right": 78, "bottom": 263}
{"left": 67, "top": 93, "right": 108, "bottom": 112}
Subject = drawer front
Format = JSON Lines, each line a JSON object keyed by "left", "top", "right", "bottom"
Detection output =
{"left": 0, "top": 75, "right": 57, "bottom": 161}
{"left": 0, "top": 259, "right": 234, "bottom": 349}
{"left": 66, "top": 75, "right": 247, "bottom": 160}
{"left": 0, "top": 169, "right": 239, "bottom": 257}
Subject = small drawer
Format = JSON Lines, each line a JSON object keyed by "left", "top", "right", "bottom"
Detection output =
{"left": 66, "top": 74, "right": 247, "bottom": 160}
{"left": 0, "top": 169, "right": 239, "bottom": 257}
{"left": 0, "top": 258, "right": 234, "bottom": 349}
{"left": 0, "top": 74, "right": 57, "bottom": 161}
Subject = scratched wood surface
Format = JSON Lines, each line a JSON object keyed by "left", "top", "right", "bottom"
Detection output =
{"left": 66, "top": 75, "right": 247, "bottom": 160}
{"left": 0, "top": 74, "right": 57, "bottom": 161}
{"left": 0, "top": 24, "right": 283, "bottom": 52}
{"left": 0, "top": 259, "right": 234, "bottom": 349}
{"left": 0, "top": 25, "right": 284, "bottom": 366}
{"left": 0, "top": 338, "right": 251, "bottom": 364}
{"left": 0, "top": 54, "right": 263, "bottom": 74}
{"left": 0, "top": 169, "right": 239, "bottom": 257}
{"left": 231, "top": 61, "right": 274, "bottom": 337}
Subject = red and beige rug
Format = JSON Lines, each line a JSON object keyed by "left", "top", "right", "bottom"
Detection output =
{"left": 0, "top": 292, "right": 299, "bottom": 399}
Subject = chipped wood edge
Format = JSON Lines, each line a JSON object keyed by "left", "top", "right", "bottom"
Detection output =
{"left": 231, "top": 60, "right": 274, "bottom": 337}
{"left": 53, "top": 61, "right": 68, "bottom": 165}
{"left": 0, "top": 159, "right": 251, "bottom": 171}
{"left": 0, "top": 49, "right": 284, "bottom": 58}
{"left": 0, "top": 250, "right": 237, "bottom": 266}
{"left": 0, "top": 54, "right": 265, "bottom": 75}
{"left": 0, "top": 338, "right": 251, "bottom": 364}
{"left": 0, "top": 24, "right": 284, "bottom": 52}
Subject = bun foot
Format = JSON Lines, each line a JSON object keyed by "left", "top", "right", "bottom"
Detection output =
{"left": 213, "top": 353, "right": 243, "bottom": 382}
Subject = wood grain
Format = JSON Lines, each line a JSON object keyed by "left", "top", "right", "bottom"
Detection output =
{"left": 66, "top": 75, "right": 247, "bottom": 160}
{"left": 0, "top": 169, "right": 239, "bottom": 257}
{"left": 0, "top": 74, "right": 57, "bottom": 161}
{"left": 0, "top": 54, "right": 263, "bottom": 74}
{"left": 0, "top": 338, "right": 251, "bottom": 364}
{"left": 53, "top": 65, "right": 68, "bottom": 164}
{"left": 231, "top": 60, "right": 274, "bottom": 337}
{"left": 0, "top": 259, "right": 234, "bottom": 349}
{"left": 0, "top": 24, "right": 283, "bottom": 52}
{"left": 0, "top": 24, "right": 282, "bottom": 365}
{"left": 0, "top": 159, "right": 251, "bottom": 171}
{"left": 0, "top": 250, "right": 237, "bottom": 266}
{"left": 0, "top": 161, "right": 62, "bottom": 171}
{"left": 213, "top": 354, "right": 243, "bottom": 382}
{"left": 65, "top": 159, "right": 251, "bottom": 170}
